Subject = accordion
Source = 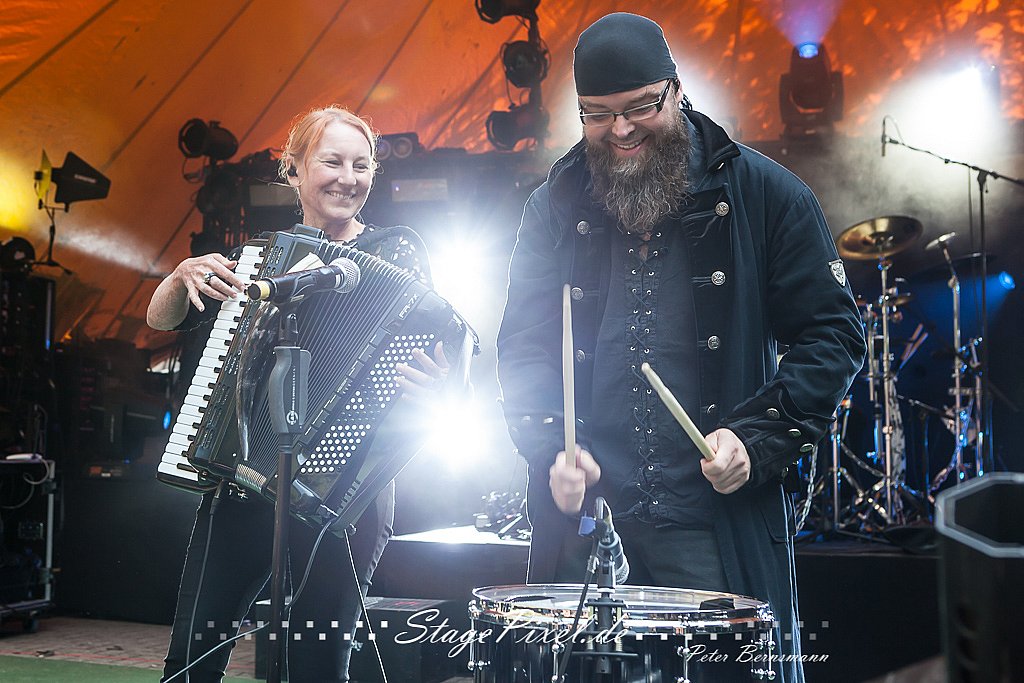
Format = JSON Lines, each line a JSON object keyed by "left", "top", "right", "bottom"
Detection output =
{"left": 158, "top": 225, "right": 478, "bottom": 531}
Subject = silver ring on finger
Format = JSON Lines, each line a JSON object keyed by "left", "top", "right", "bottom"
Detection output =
{"left": 202, "top": 271, "right": 216, "bottom": 284}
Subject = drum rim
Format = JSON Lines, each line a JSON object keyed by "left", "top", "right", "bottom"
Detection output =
{"left": 470, "top": 583, "right": 774, "bottom": 634}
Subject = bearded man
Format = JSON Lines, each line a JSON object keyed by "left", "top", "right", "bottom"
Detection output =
{"left": 496, "top": 12, "right": 865, "bottom": 683}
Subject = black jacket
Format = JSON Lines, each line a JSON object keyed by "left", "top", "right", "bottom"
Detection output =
{"left": 496, "top": 110, "right": 865, "bottom": 682}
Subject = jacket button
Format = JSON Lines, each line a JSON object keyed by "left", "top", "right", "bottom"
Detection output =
{"left": 570, "top": 287, "right": 584, "bottom": 301}
{"left": 788, "top": 428, "right": 802, "bottom": 438}
{"left": 575, "top": 349, "right": 586, "bottom": 362}
{"left": 715, "top": 201, "right": 730, "bottom": 216}
{"left": 711, "top": 270, "right": 726, "bottom": 286}
{"left": 707, "top": 335, "right": 721, "bottom": 350}
{"left": 766, "top": 408, "right": 780, "bottom": 420}
{"left": 800, "top": 443, "right": 814, "bottom": 453}
{"left": 576, "top": 220, "right": 591, "bottom": 235}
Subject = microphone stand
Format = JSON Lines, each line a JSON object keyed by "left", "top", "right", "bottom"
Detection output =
{"left": 586, "top": 516, "right": 629, "bottom": 680}
{"left": 265, "top": 308, "right": 310, "bottom": 683}
{"left": 881, "top": 130, "right": 1024, "bottom": 475}
{"left": 31, "top": 205, "right": 74, "bottom": 275}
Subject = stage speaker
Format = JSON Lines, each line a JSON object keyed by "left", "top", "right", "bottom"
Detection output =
{"left": 936, "top": 473, "right": 1024, "bottom": 683}
{"left": 57, "top": 440, "right": 199, "bottom": 624}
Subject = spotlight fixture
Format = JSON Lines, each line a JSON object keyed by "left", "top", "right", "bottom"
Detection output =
{"left": 178, "top": 119, "right": 239, "bottom": 161}
{"left": 478, "top": 0, "right": 549, "bottom": 149}
{"left": 779, "top": 42, "right": 843, "bottom": 138}
{"left": 475, "top": 0, "right": 539, "bottom": 23}
{"left": 486, "top": 98, "right": 549, "bottom": 151}
{"left": 501, "top": 39, "right": 549, "bottom": 89}
{"left": 195, "top": 167, "right": 242, "bottom": 216}
{"left": 0, "top": 237, "right": 36, "bottom": 272}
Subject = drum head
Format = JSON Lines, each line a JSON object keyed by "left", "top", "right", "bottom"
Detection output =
{"left": 472, "top": 584, "right": 773, "bottom": 635}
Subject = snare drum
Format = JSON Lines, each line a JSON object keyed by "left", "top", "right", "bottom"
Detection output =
{"left": 468, "top": 584, "right": 777, "bottom": 682}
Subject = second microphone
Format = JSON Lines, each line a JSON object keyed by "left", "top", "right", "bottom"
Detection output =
{"left": 248, "top": 257, "right": 361, "bottom": 303}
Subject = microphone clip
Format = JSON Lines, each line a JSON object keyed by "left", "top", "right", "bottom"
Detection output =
{"left": 578, "top": 497, "right": 630, "bottom": 586}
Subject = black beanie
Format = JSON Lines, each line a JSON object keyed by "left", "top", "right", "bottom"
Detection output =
{"left": 573, "top": 13, "right": 678, "bottom": 96}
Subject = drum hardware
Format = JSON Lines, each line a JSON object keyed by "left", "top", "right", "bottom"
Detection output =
{"left": 836, "top": 216, "right": 923, "bottom": 528}
{"left": 552, "top": 498, "right": 630, "bottom": 682}
{"left": 926, "top": 232, "right": 986, "bottom": 497}
{"left": 794, "top": 216, "right": 927, "bottom": 536}
{"left": 879, "top": 128, "right": 1024, "bottom": 483}
{"left": 469, "top": 585, "right": 777, "bottom": 682}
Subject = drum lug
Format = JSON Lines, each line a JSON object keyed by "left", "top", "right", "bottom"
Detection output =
{"left": 467, "top": 617, "right": 488, "bottom": 672}
{"left": 466, "top": 659, "right": 490, "bottom": 672}
{"left": 751, "top": 633, "right": 777, "bottom": 680}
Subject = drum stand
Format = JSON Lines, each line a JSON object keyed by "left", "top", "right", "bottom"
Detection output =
{"left": 834, "top": 258, "right": 927, "bottom": 533}
{"left": 861, "top": 257, "right": 907, "bottom": 526}
{"left": 829, "top": 217, "right": 929, "bottom": 534}
{"left": 929, "top": 237, "right": 984, "bottom": 496}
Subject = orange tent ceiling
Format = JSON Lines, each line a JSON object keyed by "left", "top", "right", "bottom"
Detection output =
{"left": 1, "top": 0, "right": 1021, "bottom": 345}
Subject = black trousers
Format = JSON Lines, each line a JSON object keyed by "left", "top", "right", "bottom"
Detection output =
{"left": 163, "top": 481, "right": 394, "bottom": 683}
{"left": 551, "top": 518, "right": 728, "bottom": 589}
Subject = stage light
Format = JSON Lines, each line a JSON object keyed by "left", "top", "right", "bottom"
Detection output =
{"left": 779, "top": 42, "right": 843, "bottom": 138}
{"left": 796, "top": 42, "right": 819, "bottom": 59}
{"left": 378, "top": 132, "right": 422, "bottom": 161}
{"left": 486, "top": 99, "right": 549, "bottom": 151}
{"left": 479, "top": 0, "right": 548, "bottom": 149}
{"left": 475, "top": 0, "right": 539, "bottom": 23}
{"left": 195, "top": 167, "right": 242, "bottom": 216}
{"left": 178, "top": 119, "right": 238, "bottom": 161}
{"left": 501, "top": 40, "right": 549, "bottom": 89}
{"left": 0, "top": 237, "right": 36, "bottom": 272}
{"left": 998, "top": 271, "right": 1015, "bottom": 291}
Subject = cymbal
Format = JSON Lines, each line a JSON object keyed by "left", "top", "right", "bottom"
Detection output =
{"left": 882, "top": 292, "right": 914, "bottom": 307}
{"left": 855, "top": 292, "right": 914, "bottom": 308}
{"left": 836, "top": 216, "right": 923, "bottom": 260}
{"left": 911, "top": 252, "right": 994, "bottom": 280}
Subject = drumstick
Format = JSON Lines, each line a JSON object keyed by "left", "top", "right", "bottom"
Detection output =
{"left": 562, "top": 284, "right": 576, "bottom": 468}
{"left": 640, "top": 362, "right": 715, "bottom": 461}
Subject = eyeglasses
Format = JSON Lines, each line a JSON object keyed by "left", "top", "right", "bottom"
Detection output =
{"left": 578, "top": 80, "right": 677, "bottom": 127}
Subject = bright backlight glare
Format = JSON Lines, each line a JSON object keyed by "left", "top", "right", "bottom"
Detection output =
{"left": 429, "top": 237, "right": 490, "bottom": 315}
{"left": 420, "top": 395, "right": 493, "bottom": 470}
{"left": 886, "top": 63, "right": 1002, "bottom": 161}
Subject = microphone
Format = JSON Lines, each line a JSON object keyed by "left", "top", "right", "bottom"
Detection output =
{"left": 594, "top": 497, "right": 630, "bottom": 585}
{"left": 881, "top": 118, "right": 887, "bottom": 157}
{"left": 248, "top": 257, "right": 360, "bottom": 303}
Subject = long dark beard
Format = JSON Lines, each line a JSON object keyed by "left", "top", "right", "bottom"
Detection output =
{"left": 586, "top": 107, "right": 691, "bottom": 234}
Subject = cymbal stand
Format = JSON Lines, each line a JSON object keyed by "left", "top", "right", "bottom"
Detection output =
{"left": 929, "top": 242, "right": 980, "bottom": 494}
{"left": 871, "top": 257, "right": 903, "bottom": 524}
